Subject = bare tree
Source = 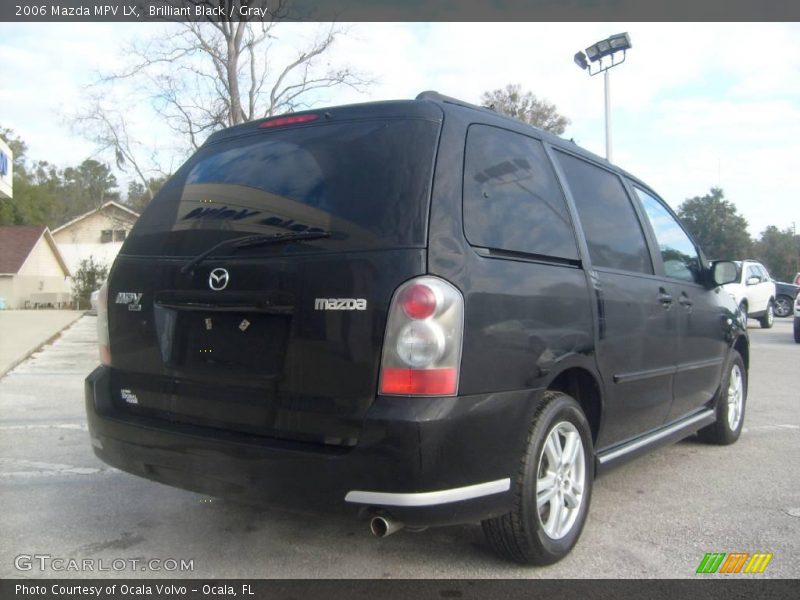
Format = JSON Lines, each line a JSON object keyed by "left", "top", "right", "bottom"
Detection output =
{"left": 73, "top": 2, "right": 371, "bottom": 209}
{"left": 73, "top": 99, "right": 167, "bottom": 205}
{"left": 481, "top": 83, "right": 570, "bottom": 135}
{"left": 88, "top": 1, "right": 369, "bottom": 150}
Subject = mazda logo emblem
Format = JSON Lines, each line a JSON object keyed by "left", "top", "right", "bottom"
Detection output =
{"left": 208, "top": 268, "right": 229, "bottom": 291}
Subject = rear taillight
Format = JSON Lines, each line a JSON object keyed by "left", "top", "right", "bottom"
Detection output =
{"left": 97, "top": 281, "right": 111, "bottom": 366}
{"left": 379, "top": 277, "right": 464, "bottom": 396}
{"left": 259, "top": 114, "right": 318, "bottom": 128}
{"left": 399, "top": 282, "right": 438, "bottom": 320}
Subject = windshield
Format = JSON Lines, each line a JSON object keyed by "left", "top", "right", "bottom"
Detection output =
{"left": 122, "top": 118, "right": 441, "bottom": 257}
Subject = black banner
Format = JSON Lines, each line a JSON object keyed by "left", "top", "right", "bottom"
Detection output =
{"left": 2, "top": 0, "right": 800, "bottom": 22}
{"left": 2, "top": 579, "right": 798, "bottom": 600}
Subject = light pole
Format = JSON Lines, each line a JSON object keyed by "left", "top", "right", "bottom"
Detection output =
{"left": 574, "top": 32, "right": 632, "bottom": 163}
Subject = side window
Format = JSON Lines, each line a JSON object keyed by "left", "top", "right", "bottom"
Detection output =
{"left": 463, "top": 125, "right": 579, "bottom": 260}
{"left": 756, "top": 265, "right": 770, "bottom": 280}
{"left": 746, "top": 265, "right": 761, "bottom": 282}
{"left": 634, "top": 187, "right": 703, "bottom": 284}
{"left": 554, "top": 152, "right": 652, "bottom": 274}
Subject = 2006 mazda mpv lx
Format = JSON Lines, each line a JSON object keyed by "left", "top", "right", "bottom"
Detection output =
{"left": 86, "top": 92, "right": 748, "bottom": 564}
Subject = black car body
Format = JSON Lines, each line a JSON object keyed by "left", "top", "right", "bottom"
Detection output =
{"left": 86, "top": 93, "right": 749, "bottom": 564}
{"left": 794, "top": 293, "right": 800, "bottom": 343}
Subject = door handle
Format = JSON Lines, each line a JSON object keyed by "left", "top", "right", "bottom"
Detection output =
{"left": 658, "top": 289, "right": 673, "bottom": 308}
{"left": 679, "top": 295, "right": 693, "bottom": 308}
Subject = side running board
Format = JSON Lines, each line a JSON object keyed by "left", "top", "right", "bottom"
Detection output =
{"left": 596, "top": 409, "right": 716, "bottom": 474}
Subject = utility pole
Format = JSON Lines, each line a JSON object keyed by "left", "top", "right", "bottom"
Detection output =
{"left": 604, "top": 69, "right": 612, "bottom": 162}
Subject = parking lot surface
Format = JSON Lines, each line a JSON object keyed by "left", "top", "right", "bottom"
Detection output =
{"left": 0, "top": 310, "right": 82, "bottom": 377}
{"left": 0, "top": 316, "right": 797, "bottom": 578}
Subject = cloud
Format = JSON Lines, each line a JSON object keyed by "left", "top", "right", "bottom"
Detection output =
{"left": 1, "top": 21, "right": 798, "bottom": 238}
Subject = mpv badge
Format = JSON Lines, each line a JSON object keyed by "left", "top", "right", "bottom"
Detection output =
{"left": 209, "top": 268, "right": 229, "bottom": 291}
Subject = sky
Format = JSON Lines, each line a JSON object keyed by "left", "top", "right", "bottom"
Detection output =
{"left": 1, "top": 22, "right": 799, "bottom": 237}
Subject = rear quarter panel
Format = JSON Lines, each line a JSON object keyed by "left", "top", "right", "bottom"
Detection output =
{"left": 425, "top": 108, "right": 597, "bottom": 401}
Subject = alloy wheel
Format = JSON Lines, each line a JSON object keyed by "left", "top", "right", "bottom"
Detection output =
{"left": 727, "top": 364, "right": 744, "bottom": 431}
{"left": 536, "top": 421, "right": 586, "bottom": 540}
{"left": 774, "top": 297, "right": 792, "bottom": 318}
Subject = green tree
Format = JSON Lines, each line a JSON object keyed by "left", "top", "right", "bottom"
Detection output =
{"left": 61, "top": 159, "right": 119, "bottom": 221}
{"left": 0, "top": 128, "right": 122, "bottom": 227}
{"left": 677, "top": 188, "right": 752, "bottom": 260}
{"left": 71, "top": 256, "right": 109, "bottom": 310}
{"left": 126, "top": 176, "right": 167, "bottom": 213}
{"left": 480, "top": 84, "right": 570, "bottom": 134}
{"left": 753, "top": 226, "right": 800, "bottom": 282}
{"left": 0, "top": 127, "right": 61, "bottom": 227}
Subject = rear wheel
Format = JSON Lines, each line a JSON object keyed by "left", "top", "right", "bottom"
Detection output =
{"left": 774, "top": 295, "right": 793, "bottom": 318}
{"left": 758, "top": 301, "right": 774, "bottom": 329}
{"left": 698, "top": 351, "right": 746, "bottom": 445}
{"left": 482, "top": 391, "right": 593, "bottom": 565}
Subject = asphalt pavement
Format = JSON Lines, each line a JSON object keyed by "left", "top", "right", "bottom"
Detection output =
{"left": 0, "top": 316, "right": 797, "bottom": 579}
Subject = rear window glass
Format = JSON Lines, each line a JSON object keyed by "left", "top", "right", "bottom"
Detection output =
{"left": 123, "top": 119, "right": 440, "bottom": 256}
{"left": 463, "top": 125, "right": 579, "bottom": 261}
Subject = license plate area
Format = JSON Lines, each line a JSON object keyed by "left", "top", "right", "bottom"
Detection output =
{"left": 175, "top": 310, "right": 289, "bottom": 377}
{"left": 153, "top": 297, "right": 291, "bottom": 380}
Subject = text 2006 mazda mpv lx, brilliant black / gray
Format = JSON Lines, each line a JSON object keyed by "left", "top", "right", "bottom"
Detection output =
{"left": 86, "top": 92, "right": 748, "bottom": 564}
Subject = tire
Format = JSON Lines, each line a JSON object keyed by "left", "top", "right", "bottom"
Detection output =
{"left": 758, "top": 301, "right": 774, "bottom": 329}
{"left": 774, "top": 295, "right": 793, "bottom": 318}
{"left": 738, "top": 302, "right": 748, "bottom": 324}
{"left": 697, "top": 351, "right": 746, "bottom": 445}
{"left": 482, "top": 391, "right": 594, "bottom": 565}
{"left": 794, "top": 318, "right": 800, "bottom": 343}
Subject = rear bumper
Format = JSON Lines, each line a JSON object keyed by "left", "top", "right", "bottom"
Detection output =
{"left": 85, "top": 366, "right": 541, "bottom": 527}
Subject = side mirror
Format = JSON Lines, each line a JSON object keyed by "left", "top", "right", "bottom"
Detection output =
{"left": 746, "top": 276, "right": 761, "bottom": 286}
{"left": 711, "top": 261, "right": 738, "bottom": 286}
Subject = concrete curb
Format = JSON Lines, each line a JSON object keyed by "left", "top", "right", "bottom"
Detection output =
{"left": 0, "top": 312, "right": 87, "bottom": 379}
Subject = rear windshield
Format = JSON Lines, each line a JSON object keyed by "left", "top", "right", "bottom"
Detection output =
{"left": 122, "top": 118, "right": 440, "bottom": 256}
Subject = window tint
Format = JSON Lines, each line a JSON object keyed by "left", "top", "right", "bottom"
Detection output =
{"left": 463, "top": 125, "right": 578, "bottom": 260}
{"left": 123, "top": 119, "right": 440, "bottom": 256}
{"left": 555, "top": 152, "right": 652, "bottom": 274}
{"left": 634, "top": 187, "right": 702, "bottom": 284}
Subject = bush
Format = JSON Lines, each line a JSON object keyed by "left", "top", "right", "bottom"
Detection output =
{"left": 72, "top": 256, "right": 109, "bottom": 309}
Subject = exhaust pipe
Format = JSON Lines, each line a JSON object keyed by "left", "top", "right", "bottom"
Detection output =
{"left": 370, "top": 515, "right": 404, "bottom": 538}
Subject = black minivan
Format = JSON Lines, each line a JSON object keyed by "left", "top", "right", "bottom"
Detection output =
{"left": 86, "top": 92, "right": 748, "bottom": 564}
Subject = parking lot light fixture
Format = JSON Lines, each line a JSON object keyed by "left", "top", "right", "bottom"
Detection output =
{"left": 574, "top": 32, "right": 632, "bottom": 162}
{"left": 609, "top": 32, "right": 632, "bottom": 51}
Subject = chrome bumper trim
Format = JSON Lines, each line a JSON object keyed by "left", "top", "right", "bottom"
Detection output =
{"left": 344, "top": 478, "right": 511, "bottom": 507}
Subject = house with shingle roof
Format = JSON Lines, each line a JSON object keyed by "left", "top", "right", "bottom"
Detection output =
{"left": 0, "top": 226, "right": 71, "bottom": 309}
